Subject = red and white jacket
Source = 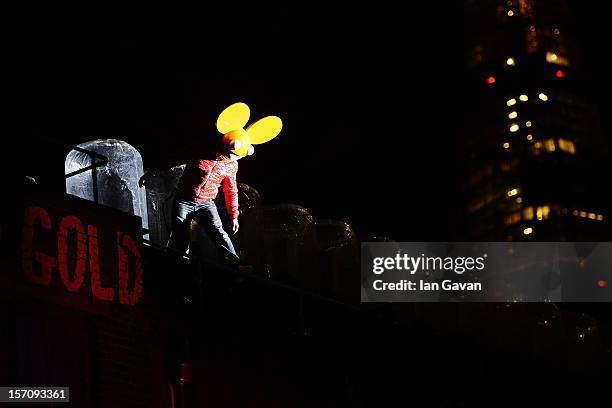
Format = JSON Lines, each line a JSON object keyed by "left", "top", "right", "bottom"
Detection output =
{"left": 176, "top": 157, "right": 239, "bottom": 220}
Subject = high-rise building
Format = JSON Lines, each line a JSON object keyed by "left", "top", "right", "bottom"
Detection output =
{"left": 462, "top": 0, "right": 609, "bottom": 240}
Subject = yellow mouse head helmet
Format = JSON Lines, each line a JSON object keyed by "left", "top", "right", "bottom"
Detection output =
{"left": 216, "top": 102, "right": 283, "bottom": 158}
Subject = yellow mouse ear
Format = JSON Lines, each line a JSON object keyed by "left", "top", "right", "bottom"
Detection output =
{"left": 216, "top": 102, "right": 251, "bottom": 134}
{"left": 246, "top": 116, "right": 283, "bottom": 144}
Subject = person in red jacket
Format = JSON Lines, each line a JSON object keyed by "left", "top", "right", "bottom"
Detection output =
{"left": 140, "top": 102, "right": 282, "bottom": 262}
{"left": 170, "top": 151, "right": 240, "bottom": 258}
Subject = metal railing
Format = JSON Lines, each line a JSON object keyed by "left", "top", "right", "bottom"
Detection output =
{"left": 26, "top": 133, "right": 397, "bottom": 328}
{"left": 142, "top": 238, "right": 399, "bottom": 332}
{"left": 63, "top": 145, "right": 108, "bottom": 204}
{"left": 26, "top": 134, "right": 109, "bottom": 205}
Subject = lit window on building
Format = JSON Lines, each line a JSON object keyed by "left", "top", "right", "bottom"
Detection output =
{"left": 533, "top": 138, "right": 575, "bottom": 155}
{"left": 507, "top": 98, "right": 517, "bottom": 106}
{"left": 572, "top": 210, "right": 604, "bottom": 221}
{"left": 468, "top": 193, "right": 499, "bottom": 214}
{"left": 527, "top": 25, "right": 538, "bottom": 53}
{"left": 546, "top": 51, "right": 569, "bottom": 67}
{"left": 536, "top": 206, "right": 550, "bottom": 221}
{"left": 517, "top": 0, "right": 532, "bottom": 16}
{"left": 558, "top": 138, "right": 576, "bottom": 154}
{"left": 505, "top": 212, "right": 522, "bottom": 226}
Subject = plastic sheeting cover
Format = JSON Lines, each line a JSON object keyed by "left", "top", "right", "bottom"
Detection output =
{"left": 144, "top": 165, "right": 185, "bottom": 245}
{"left": 65, "top": 139, "right": 148, "bottom": 233}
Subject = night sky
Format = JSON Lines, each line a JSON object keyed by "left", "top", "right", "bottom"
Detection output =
{"left": 1, "top": 2, "right": 608, "bottom": 240}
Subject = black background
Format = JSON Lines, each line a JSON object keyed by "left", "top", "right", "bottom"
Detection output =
{"left": 1, "top": 2, "right": 607, "bottom": 240}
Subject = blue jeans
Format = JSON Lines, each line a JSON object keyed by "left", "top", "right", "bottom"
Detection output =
{"left": 169, "top": 197, "right": 237, "bottom": 257}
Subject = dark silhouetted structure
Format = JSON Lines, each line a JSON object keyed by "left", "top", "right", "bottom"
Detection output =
{"left": 462, "top": 0, "right": 609, "bottom": 240}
